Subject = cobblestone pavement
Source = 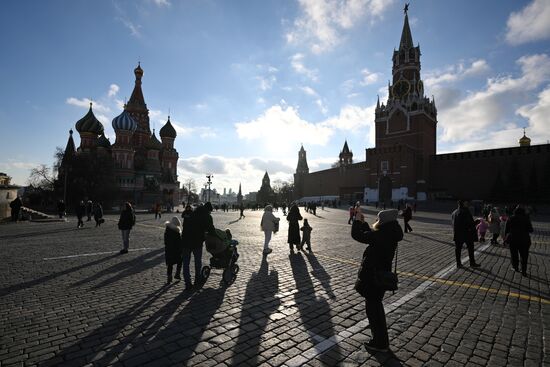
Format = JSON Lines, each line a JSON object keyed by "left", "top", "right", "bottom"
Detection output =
{"left": 1, "top": 207, "right": 549, "bottom": 366}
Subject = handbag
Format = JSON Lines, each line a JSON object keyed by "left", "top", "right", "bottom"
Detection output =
{"left": 355, "top": 245, "right": 399, "bottom": 295}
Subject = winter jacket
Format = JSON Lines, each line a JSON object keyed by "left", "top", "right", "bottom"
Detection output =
{"left": 505, "top": 209, "right": 533, "bottom": 247}
{"left": 488, "top": 212, "right": 500, "bottom": 233}
{"left": 287, "top": 205, "right": 303, "bottom": 244}
{"left": 403, "top": 206, "right": 412, "bottom": 221}
{"left": 261, "top": 206, "right": 279, "bottom": 232}
{"left": 118, "top": 208, "right": 136, "bottom": 230}
{"left": 183, "top": 205, "right": 215, "bottom": 249}
{"left": 164, "top": 226, "right": 183, "bottom": 265}
{"left": 452, "top": 206, "right": 477, "bottom": 243}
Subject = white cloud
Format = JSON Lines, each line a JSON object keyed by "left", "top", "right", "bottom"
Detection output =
{"left": 300, "top": 86, "right": 318, "bottom": 96}
{"left": 316, "top": 99, "right": 328, "bottom": 114}
{"left": 195, "top": 103, "right": 208, "bottom": 110}
{"left": 290, "top": 53, "right": 318, "bottom": 81}
{"left": 424, "top": 59, "right": 490, "bottom": 90}
{"left": 66, "top": 97, "right": 110, "bottom": 113}
{"left": 287, "top": 0, "right": 395, "bottom": 54}
{"left": 152, "top": 0, "right": 171, "bottom": 7}
{"left": 438, "top": 54, "right": 550, "bottom": 143}
{"left": 116, "top": 17, "right": 141, "bottom": 37}
{"left": 506, "top": 0, "right": 550, "bottom": 45}
{"left": 516, "top": 86, "right": 550, "bottom": 142}
{"left": 257, "top": 75, "right": 277, "bottom": 91}
{"left": 108, "top": 84, "right": 120, "bottom": 97}
{"left": 360, "top": 68, "right": 380, "bottom": 86}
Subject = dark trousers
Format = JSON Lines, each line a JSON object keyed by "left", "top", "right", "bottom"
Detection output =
{"left": 183, "top": 247, "right": 203, "bottom": 286}
{"left": 509, "top": 243, "right": 529, "bottom": 271}
{"left": 491, "top": 233, "right": 499, "bottom": 244}
{"left": 455, "top": 240, "right": 476, "bottom": 265}
{"left": 404, "top": 219, "right": 412, "bottom": 233}
{"left": 365, "top": 288, "right": 389, "bottom": 347}
{"left": 167, "top": 262, "right": 182, "bottom": 278}
{"left": 77, "top": 216, "right": 84, "bottom": 227}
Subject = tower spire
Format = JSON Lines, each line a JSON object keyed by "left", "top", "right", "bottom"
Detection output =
{"left": 399, "top": 6, "right": 413, "bottom": 51}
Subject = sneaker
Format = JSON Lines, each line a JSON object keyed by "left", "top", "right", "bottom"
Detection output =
{"left": 263, "top": 248, "right": 273, "bottom": 255}
{"left": 119, "top": 249, "right": 128, "bottom": 254}
{"left": 457, "top": 263, "right": 464, "bottom": 269}
{"left": 470, "top": 262, "right": 481, "bottom": 268}
{"left": 174, "top": 274, "right": 181, "bottom": 280}
{"left": 364, "top": 341, "right": 389, "bottom": 353}
{"left": 184, "top": 283, "right": 193, "bottom": 291}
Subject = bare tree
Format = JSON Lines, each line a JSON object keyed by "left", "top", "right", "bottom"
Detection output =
{"left": 183, "top": 178, "right": 197, "bottom": 204}
{"left": 28, "top": 164, "right": 55, "bottom": 190}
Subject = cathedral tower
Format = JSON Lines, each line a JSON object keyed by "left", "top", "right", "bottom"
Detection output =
{"left": 339, "top": 141, "right": 353, "bottom": 166}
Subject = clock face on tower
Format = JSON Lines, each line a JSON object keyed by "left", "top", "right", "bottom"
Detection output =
{"left": 392, "top": 80, "right": 410, "bottom": 99}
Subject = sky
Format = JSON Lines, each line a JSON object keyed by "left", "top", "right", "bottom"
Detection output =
{"left": 1, "top": 0, "right": 550, "bottom": 195}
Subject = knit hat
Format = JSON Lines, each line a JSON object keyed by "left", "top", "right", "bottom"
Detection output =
{"left": 373, "top": 209, "right": 398, "bottom": 228}
{"left": 165, "top": 216, "right": 182, "bottom": 234}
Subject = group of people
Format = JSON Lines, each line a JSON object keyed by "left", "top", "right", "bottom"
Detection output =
{"left": 352, "top": 199, "right": 535, "bottom": 354}
{"left": 73, "top": 200, "right": 104, "bottom": 228}
{"left": 260, "top": 203, "right": 313, "bottom": 255}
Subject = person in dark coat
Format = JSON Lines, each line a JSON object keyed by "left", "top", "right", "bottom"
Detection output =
{"left": 57, "top": 200, "right": 66, "bottom": 219}
{"left": 505, "top": 206, "right": 533, "bottom": 276}
{"left": 451, "top": 200, "right": 480, "bottom": 268}
{"left": 76, "top": 201, "right": 86, "bottom": 228}
{"left": 118, "top": 202, "right": 136, "bottom": 254}
{"left": 182, "top": 202, "right": 215, "bottom": 290}
{"left": 9, "top": 196, "right": 23, "bottom": 222}
{"left": 86, "top": 200, "right": 93, "bottom": 221}
{"left": 181, "top": 204, "right": 193, "bottom": 220}
{"left": 352, "top": 209, "right": 403, "bottom": 353}
{"left": 165, "top": 216, "right": 184, "bottom": 283}
{"left": 403, "top": 203, "right": 413, "bottom": 233}
{"left": 287, "top": 204, "right": 303, "bottom": 253}
{"left": 93, "top": 202, "right": 104, "bottom": 227}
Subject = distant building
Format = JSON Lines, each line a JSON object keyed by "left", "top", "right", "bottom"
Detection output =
{"left": 62, "top": 64, "right": 180, "bottom": 206}
{"left": 0, "top": 173, "right": 20, "bottom": 220}
{"left": 237, "top": 183, "right": 243, "bottom": 205}
{"left": 256, "top": 172, "right": 275, "bottom": 204}
{"left": 294, "top": 8, "right": 550, "bottom": 204}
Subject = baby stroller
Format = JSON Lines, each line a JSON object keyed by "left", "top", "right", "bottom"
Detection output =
{"left": 201, "top": 229, "right": 240, "bottom": 285}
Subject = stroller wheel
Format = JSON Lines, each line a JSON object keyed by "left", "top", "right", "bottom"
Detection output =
{"left": 222, "top": 267, "right": 236, "bottom": 286}
{"left": 201, "top": 266, "right": 211, "bottom": 280}
{"left": 232, "top": 264, "right": 240, "bottom": 275}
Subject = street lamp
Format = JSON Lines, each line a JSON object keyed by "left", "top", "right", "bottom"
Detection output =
{"left": 206, "top": 174, "right": 213, "bottom": 202}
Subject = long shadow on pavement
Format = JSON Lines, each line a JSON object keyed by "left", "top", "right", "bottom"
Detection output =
{"left": 304, "top": 252, "right": 335, "bottom": 299}
{"left": 0, "top": 226, "right": 89, "bottom": 240}
{"left": 41, "top": 283, "right": 174, "bottom": 366}
{"left": 0, "top": 253, "right": 119, "bottom": 297}
{"left": 290, "top": 253, "right": 342, "bottom": 366}
{"left": 470, "top": 266, "right": 550, "bottom": 299}
{"left": 70, "top": 248, "right": 164, "bottom": 289}
{"left": 231, "top": 255, "right": 280, "bottom": 365}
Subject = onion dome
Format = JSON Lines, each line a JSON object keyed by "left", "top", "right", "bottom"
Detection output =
{"left": 134, "top": 62, "right": 143, "bottom": 78}
{"left": 97, "top": 133, "right": 111, "bottom": 148}
{"left": 146, "top": 130, "right": 162, "bottom": 150}
{"left": 519, "top": 129, "right": 531, "bottom": 147}
{"left": 112, "top": 110, "right": 137, "bottom": 132}
{"left": 159, "top": 116, "right": 177, "bottom": 139}
{"left": 75, "top": 103, "right": 104, "bottom": 135}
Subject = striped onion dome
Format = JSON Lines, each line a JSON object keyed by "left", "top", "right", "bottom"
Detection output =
{"left": 159, "top": 116, "right": 177, "bottom": 138}
{"left": 75, "top": 103, "right": 104, "bottom": 135}
{"left": 97, "top": 133, "right": 111, "bottom": 148}
{"left": 146, "top": 130, "right": 163, "bottom": 150}
{"left": 112, "top": 110, "right": 137, "bottom": 132}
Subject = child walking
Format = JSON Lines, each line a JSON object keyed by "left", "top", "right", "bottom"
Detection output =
{"left": 300, "top": 219, "right": 313, "bottom": 251}
{"left": 164, "top": 216, "right": 183, "bottom": 283}
{"left": 476, "top": 217, "right": 488, "bottom": 243}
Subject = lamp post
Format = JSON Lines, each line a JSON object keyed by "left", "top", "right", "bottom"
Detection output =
{"left": 206, "top": 174, "right": 213, "bottom": 202}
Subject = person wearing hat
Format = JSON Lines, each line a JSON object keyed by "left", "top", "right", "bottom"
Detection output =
{"left": 351, "top": 209, "right": 403, "bottom": 353}
{"left": 182, "top": 202, "right": 215, "bottom": 290}
{"left": 451, "top": 200, "right": 481, "bottom": 268}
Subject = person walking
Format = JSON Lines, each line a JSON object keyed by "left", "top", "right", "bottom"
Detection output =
{"left": 505, "top": 206, "right": 533, "bottom": 275}
{"left": 9, "top": 196, "right": 23, "bottom": 222}
{"left": 260, "top": 204, "right": 279, "bottom": 255}
{"left": 348, "top": 205, "right": 355, "bottom": 224}
{"left": 239, "top": 204, "right": 246, "bottom": 219}
{"left": 86, "top": 200, "right": 93, "bottom": 221}
{"left": 93, "top": 202, "right": 104, "bottom": 227}
{"left": 403, "top": 203, "right": 413, "bottom": 233}
{"left": 451, "top": 200, "right": 480, "bottom": 268}
{"left": 76, "top": 200, "right": 86, "bottom": 228}
{"left": 181, "top": 204, "right": 193, "bottom": 220}
{"left": 118, "top": 202, "right": 136, "bottom": 254}
{"left": 300, "top": 218, "right": 313, "bottom": 251}
{"left": 476, "top": 217, "right": 488, "bottom": 243}
{"left": 287, "top": 203, "right": 303, "bottom": 253}
{"left": 488, "top": 208, "right": 501, "bottom": 244}
{"left": 351, "top": 209, "right": 403, "bottom": 353}
{"left": 57, "top": 199, "right": 66, "bottom": 219}
{"left": 154, "top": 203, "right": 162, "bottom": 220}
{"left": 182, "top": 202, "right": 215, "bottom": 290}
{"left": 164, "top": 216, "right": 184, "bottom": 283}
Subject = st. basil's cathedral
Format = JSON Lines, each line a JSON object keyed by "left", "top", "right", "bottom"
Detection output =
{"left": 63, "top": 63, "right": 180, "bottom": 206}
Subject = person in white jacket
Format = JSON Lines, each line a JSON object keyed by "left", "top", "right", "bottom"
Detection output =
{"left": 261, "top": 205, "right": 280, "bottom": 255}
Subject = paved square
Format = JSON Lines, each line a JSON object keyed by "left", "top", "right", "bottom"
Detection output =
{"left": 1, "top": 207, "right": 549, "bottom": 366}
